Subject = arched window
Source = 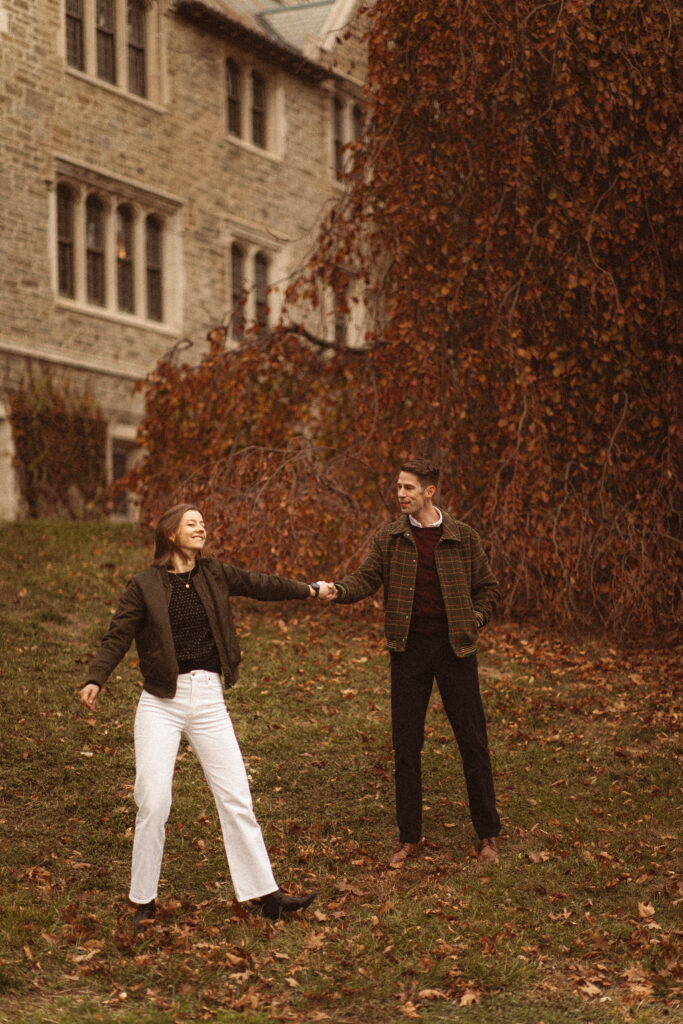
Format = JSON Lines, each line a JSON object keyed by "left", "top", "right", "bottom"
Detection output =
{"left": 86, "top": 194, "right": 105, "bottom": 305}
{"left": 226, "top": 59, "right": 242, "bottom": 136}
{"left": 96, "top": 0, "right": 116, "bottom": 84}
{"left": 116, "top": 204, "right": 134, "bottom": 313}
{"left": 145, "top": 215, "right": 163, "bottom": 321}
{"left": 251, "top": 71, "right": 266, "bottom": 148}
{"left": 127, "top": 0, "right": 146, "bottom": 98}
{"left": 54, "top": 168, "right": 174, "bottom": 322}
{"left": 254, "top": 252, "right": 268, "bottom": 330}
{"left": 231, "top": 243, "right": 245, "bottom": 340}
{"left": 57, "top": 184, "right": 75, "bottom": 298}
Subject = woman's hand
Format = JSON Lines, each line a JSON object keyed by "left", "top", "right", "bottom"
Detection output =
{"left": 79, "top": 683, "right": 100, "bottom": 711}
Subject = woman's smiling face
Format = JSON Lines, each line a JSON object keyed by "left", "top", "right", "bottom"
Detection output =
{"left": 172, "top": 510, "right": 207, "bottom": 556}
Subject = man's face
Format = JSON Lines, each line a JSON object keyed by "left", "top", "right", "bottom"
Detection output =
{"left": 397, "top": 472, "right": 434, "bottom": 516}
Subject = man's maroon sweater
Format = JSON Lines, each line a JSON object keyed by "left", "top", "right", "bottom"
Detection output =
{"left": 409, "top": 523, "right": 448, "bottom": 635}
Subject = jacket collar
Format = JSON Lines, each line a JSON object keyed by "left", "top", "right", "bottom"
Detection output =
{"left": 389, "top": 510, "right": 462, "bottom": 540}
{"left": 150, "top": 561, "right": 206, "bottom": 590}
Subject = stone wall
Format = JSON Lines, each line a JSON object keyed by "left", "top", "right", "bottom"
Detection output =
{"left": 0, "top": 0, "right": 369, "bottom": 517}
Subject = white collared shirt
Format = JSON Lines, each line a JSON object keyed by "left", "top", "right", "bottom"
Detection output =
{"left": 409, "top": 507, "right": 443, "bottom": 529}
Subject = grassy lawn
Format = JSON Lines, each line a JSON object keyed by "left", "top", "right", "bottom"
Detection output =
{"left": 0, "top": 521, "right": 680, "bottom": 1024}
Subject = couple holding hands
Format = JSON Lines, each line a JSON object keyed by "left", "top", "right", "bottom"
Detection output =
{"left": 80, "top": 458, "right": 501, "bottom": 930}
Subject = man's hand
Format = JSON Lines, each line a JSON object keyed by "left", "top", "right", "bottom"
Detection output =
{"left": 321, "top": 581, "right": 338, "bottom": 602}
{"left": 315, "top": 580, "right": 336, "bottom": 599}
{"left": 79, "top": 683, "right": 100, "bottom": 711}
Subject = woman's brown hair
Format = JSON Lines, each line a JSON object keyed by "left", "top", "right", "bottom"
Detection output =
{"left": 151, "top": 503, "right": 204, "bottom": 567}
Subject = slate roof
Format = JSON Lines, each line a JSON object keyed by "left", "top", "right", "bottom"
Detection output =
{"left": 261, "top": 1, "right": 335, "bottom": 52}
{"left": 173, "top": 0, "right": 342, "bottom": 80}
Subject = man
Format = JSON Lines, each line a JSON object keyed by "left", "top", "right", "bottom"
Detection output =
{"left": 326, "top": 458, "right": 502, "bottom": 867}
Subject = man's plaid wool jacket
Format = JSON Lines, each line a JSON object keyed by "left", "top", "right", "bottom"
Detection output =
{"left": 334, "top": 511, "right": 501, "bottom": 656}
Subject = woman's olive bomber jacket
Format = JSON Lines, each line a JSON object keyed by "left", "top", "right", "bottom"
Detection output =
{"left": 86, "top": 558, "right": 311, "bottom": 698}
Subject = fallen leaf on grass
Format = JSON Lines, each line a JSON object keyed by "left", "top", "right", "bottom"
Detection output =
{"left": 418, "top": 988, "right": 449, "bottom": 1000}
{"left": 305, "top": 929, "right": 326, "bottom": 950}
{"left": 527, "top": 850, "right": 551, "bottom": 863}
{"left": 224, "top": 951, "right": 246, "bottom": 967}
{"left": 628, "top": 982, "right": 655, "bottom": 999}
{"left": 24, "top": 866, "right": 53, "bottom": 891}
{"left": 398, "top": 1001, "right": 421, "bottom": 1018}
{"left": 623, "top": 966, "right": 651, "bottom": 982}
{"left": 460, "top": 988, "right": 481, "bottom": 1006}
{"left": 233, "top": 985, "right": 262, "bottom": 1009}
{"left": 622, "top": 964, "right": 656, "bottom": 999}
{"left": 72, "top": 949, "right": 99, "bottom": 963}
{"left": 334, "top": 878, "right": 366, "bottom": 896}
{"left": 637, "top": 902, "right": 655, "bottom": 919}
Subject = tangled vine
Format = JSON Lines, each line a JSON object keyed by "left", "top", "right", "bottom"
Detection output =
{"left": 125, "top": 0, "right": 681, "bottom": 638}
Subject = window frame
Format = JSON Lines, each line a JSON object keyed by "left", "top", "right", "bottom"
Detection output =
{"left": 57, "top": 183, "right": 76, "bottom": 299}
{"left": 66, "top": 0, "right": 85, "bottom": 71}
{"left": 227, "top": 230, "right": 280, "bottom": 341}
{"left": 332, "top": 93, "right": 364, "bottom": 181}
{"left": 226, "top": 58, "right": 242, "bottom": 138}
{"left": 116, "top": 203, "right": 135, "bottom": 314}
{"left": 145, "top": 214, "right": 163, "bottom": 322}
{"left": 85, "top": 193, "right": 106, "bottom": 306}
{"left": 64, "top": 0, "right": 161, "bottom": 104}
{"left": 230, "top": 243, "right": 246, "bottom": 340}
{"left": 127, "top": 0, "right": 147, "bottom": 98}
{"left": 251, "top": 70, "right": 267, "bottom": 149}
{"left": 53, "top": 163, "right": 180, "bottom": 329}
{"left": 224, "top": 54, "right": 282, "bottom": 157}
{"left": 333, "top": 96, "right": 345, "bottom": 180}
{"left": 253, "top": 251, "right": 269, "bottom": 331}
{"left": 96, "top": 0, "right": 117, "bottom": 85}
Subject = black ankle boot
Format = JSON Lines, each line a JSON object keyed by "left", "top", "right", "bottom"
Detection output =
{"left": 258, "top": 888, "right": 317, "bottom": 921}
{"left": 134, "top": 898, "right": 156, "bottom": 930}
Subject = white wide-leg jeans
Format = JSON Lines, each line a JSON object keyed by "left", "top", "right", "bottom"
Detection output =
{"left": 129, "top": 670, "right": 277, "bottom": 905}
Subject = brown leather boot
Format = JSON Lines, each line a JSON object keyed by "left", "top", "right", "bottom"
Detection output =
{"left": 389, "top": 841, "right": 421, "bottom": 868}
{"left": 477, "top": 837, "right": 501, "bottom": 863}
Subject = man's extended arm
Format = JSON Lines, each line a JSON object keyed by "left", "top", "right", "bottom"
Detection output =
{"left": 327, "top": 534, "right": 385, "bottom": 604}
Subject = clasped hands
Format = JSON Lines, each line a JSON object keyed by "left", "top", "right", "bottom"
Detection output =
{"left": 311, "top": 581, "right": 339, "bottom": 601}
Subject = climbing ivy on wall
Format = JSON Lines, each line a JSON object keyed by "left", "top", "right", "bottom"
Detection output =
{"left": 9, "top": 370, "right": 107, "bottom": 518}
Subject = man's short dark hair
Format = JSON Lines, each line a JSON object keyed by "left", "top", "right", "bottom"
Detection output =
{"left": 400, "top": 458, "right": 440, "bottom": 489}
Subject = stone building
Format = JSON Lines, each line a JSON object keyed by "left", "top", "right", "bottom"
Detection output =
{"left": 0, "top": 0, "right": 369, "bottom": 518}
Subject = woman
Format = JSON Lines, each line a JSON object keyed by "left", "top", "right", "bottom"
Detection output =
{"left": 79, "top": 503, "right": 331, "bottom": 929}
